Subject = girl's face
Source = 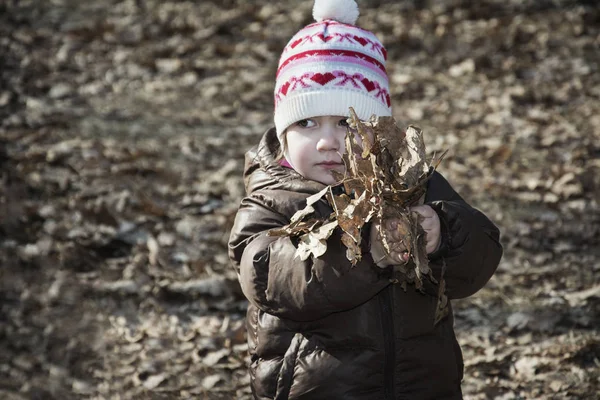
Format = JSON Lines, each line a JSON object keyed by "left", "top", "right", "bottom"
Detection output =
{"left": 284, "top": 115, "right": 371, "bottom": 185}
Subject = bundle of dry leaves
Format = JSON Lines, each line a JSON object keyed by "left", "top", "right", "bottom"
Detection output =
{"left": 269, "top": 108, "right": 448, "bottom": 322}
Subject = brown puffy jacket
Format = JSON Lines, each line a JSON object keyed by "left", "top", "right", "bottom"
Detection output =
{"left": 228, "top": 128, "right": 503, "bottom": 400}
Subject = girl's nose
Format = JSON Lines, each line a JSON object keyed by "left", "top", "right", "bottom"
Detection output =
{"left": 316, "top": 126, "right": 343, "bottom": 152}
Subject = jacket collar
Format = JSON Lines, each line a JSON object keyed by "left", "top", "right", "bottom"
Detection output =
{"left": 244, "top": 128, "right": 326, "bottom": 196}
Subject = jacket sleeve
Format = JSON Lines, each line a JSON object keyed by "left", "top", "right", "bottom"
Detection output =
{"left": 425, "top": 172, "right": 503, "bottom": 299}
{"left": 228, "top": 190, "right": 389, "bottom": 322}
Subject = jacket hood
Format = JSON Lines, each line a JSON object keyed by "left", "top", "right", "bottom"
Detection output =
{"left": 243, "top": 127, "right": 326, "bottom": 196}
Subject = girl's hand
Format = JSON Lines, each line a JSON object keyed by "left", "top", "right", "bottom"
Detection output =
{"left": 369, "top": 205, "right": 441, "bottom": 267}
{"left": 369, "top": 219, "right": 410, "bottom": 267}
{"left": 410, "top": 205, "right": 441, "bottom": 254}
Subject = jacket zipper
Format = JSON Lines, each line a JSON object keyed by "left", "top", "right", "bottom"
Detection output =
{"left": 380, "top": 285, "right": 396, "bottom": 399}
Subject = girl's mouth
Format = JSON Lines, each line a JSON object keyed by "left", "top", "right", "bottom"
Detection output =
{"left": 317, "top": 161, "right": 344, "bottom": 169}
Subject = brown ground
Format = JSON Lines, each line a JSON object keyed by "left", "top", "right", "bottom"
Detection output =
{"left": 1, "top": 0, "right": 599, "bottom": 399}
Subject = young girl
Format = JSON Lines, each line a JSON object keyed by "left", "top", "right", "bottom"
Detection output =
{"left": 228, "top": 1, "right": 503, "bottom": 399}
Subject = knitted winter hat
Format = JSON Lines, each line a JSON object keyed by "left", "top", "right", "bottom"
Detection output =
{"left": 274, "top": 0, "right": 392, "bottom": 137}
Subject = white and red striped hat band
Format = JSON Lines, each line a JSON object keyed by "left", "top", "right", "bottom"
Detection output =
{"left": 274, "top": 0, "right": 392, "bottom": 136}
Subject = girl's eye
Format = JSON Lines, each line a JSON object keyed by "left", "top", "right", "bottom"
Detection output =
{"left": 296, "top": 119, "right": 315, "bottom": 128}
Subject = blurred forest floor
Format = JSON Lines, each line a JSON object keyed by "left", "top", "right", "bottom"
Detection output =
{"left": 1, "top": 0, "right": 599, "bottom": 399}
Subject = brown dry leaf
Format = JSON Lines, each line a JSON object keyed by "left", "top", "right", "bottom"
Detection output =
{"left": 336, "top": 191, "right": 372, "bottom": 242}
{"left": 268, "top": 187, "right": 329, "bottom": 238}
{"left": 434, "top": 273, "right": 449, "bottom": 324}
{"left": 399, "top": 125, "right": 429, "bottom": 186}
{"left": 341, "top": 232, "right": 362, "bottom": 264}
{"left": 267, "top": 218, "right": 322, "bottom": 238}
{"left": 294, "top": 187, "right": 330, "bottom": 222}
{"left": 333, "top": 190, "right": 376, "bottom": 265}
{"left": 410, "top": 210, "right": 431, "bottom": 280}
{"left": 295, "top": 221, "right": 338, "bottom": 260}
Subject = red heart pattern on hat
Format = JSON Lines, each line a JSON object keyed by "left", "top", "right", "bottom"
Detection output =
{"left": 361, "top": 78, "right": 376, "bottom": 92}
{"left": 310, "top": 72, "right": 337, "bottom": 85}
{"left": 354, "top": 35, "right": 368, "bottom": 46}
{"left": 316, "top": 33, "right": 335, "bottom": 42}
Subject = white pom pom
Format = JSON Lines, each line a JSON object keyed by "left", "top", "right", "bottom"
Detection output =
{"left": 313, "top": 0, "right": 359, "bottom": 25}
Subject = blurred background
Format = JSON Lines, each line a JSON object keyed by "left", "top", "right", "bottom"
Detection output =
{"left": 0, "top": 0, "right": 598, "bottom": 399}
